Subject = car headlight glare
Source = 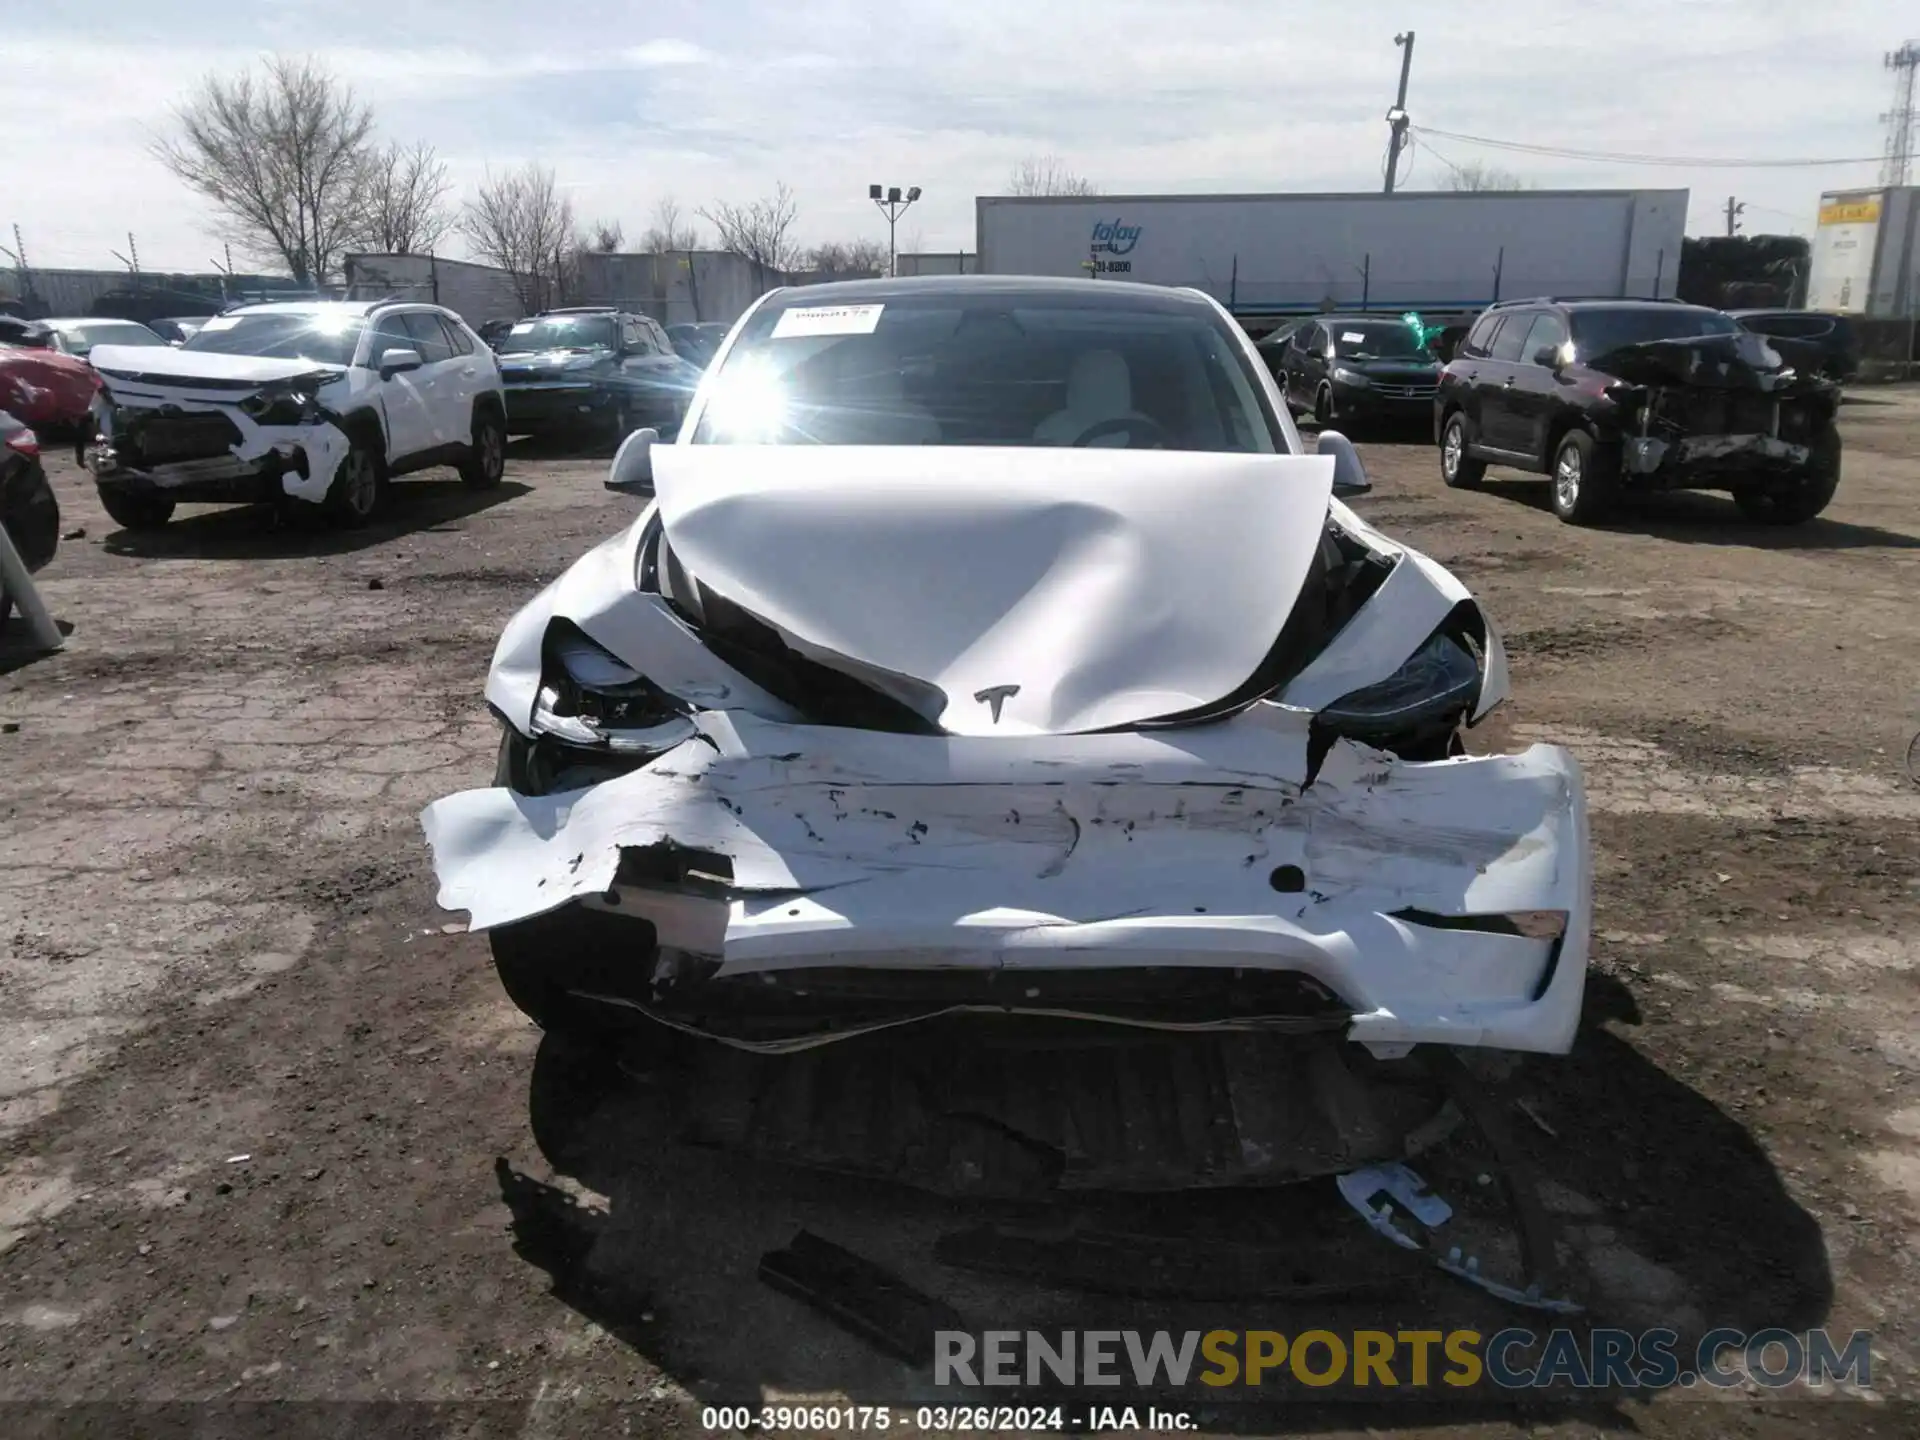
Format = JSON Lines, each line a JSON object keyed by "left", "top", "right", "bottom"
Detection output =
{"left": 1331, "top": 367, "right": 1370, "bottom": 387}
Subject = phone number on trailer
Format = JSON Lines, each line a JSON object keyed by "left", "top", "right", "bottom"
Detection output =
{"left": 701, "top": 1406, "right": 1070, "bottom": 1432}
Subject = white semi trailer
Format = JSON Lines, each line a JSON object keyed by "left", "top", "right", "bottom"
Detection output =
{"left": 976, "top": 189, "right": 1688, "bottom": 318}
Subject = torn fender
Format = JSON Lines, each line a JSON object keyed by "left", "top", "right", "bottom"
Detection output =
{"left": 422, "top": 710, "right": 1592, "bottom": 1055}
{"left": 481, "top": 511, "right": 801, "bottom": 735}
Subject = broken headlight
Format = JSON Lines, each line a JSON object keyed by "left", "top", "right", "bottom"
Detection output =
{"left": 1316, "top": 630, "right": 1482, "bottom": 746}
{"left": 239, "top": 386, "right": 321, "bottom": 427}
{"left": 531, "top": 626, "right": 694, "bottom": 754}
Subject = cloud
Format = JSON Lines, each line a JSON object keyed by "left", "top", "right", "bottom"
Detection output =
{"left": 623, "top": 39, "right": 710, "bottom": 68}
{"left": 0, "top": 0, "right": 1898, "bottom": 270}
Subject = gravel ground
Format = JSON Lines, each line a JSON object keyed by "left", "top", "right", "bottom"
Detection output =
{"left": 2, "top": 399, "right": 1919, "bottom": 1438}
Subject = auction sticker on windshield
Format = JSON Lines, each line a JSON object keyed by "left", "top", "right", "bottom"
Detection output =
{"left": 198, "top": 316, "right": 241, "bottom": 332}
{"left": 1341, "top": 332, "right": 1366, "bottom": 343}
{"left": 771, "top": 304, "right": 885, "bottom": 339}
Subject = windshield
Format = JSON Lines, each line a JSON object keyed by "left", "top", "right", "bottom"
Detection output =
{"left": 1327, "top": 322, "right": 1430, "bottom": 360}
{"left": 692, "top": 293, "right": 1281, "bottom": 451}
{"left": 498, "top": 315, "right": 617, "bottom": 354}
{"left": 183, "top": 312, "right": 365, "bottom": 367}
{"left": 61, "top": 321, "right": 166, "bottom": 355}
{"left": 1571, "top": 307, "right": 1740, "bottom": 359}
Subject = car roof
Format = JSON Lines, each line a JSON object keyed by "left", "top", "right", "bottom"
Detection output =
{"left": 228, "top": 299, "right": 458, "bottom": 318}
{"left": 758, "top": 273, "right": 1223, "bottom": 314}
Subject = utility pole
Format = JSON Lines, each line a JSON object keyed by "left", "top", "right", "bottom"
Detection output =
{"left": 868, "top": 184, "right": 921, "bottom": 276}
{"left": 1383, "top": 31, "right": 1416, "bottom": 194}
{"left": 1882, "top": 40, "right": 1920, "bottom": 187}
{"left": 1724, "top": 196, "right": 1746, "bottom": 236}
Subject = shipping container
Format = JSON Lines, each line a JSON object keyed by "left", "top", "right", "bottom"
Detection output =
{"left": 1806, "top": 186, "right": 1920, "bottom": 318}
{"left": 976, "top": 189, "right": 1688, "bottom": 317}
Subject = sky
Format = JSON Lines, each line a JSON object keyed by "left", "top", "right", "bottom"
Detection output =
{"left": 1, "top": 0, "right": 1910, "bottom": 274}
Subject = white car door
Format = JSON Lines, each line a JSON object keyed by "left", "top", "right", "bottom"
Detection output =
{"left": 364, "top": 310, "right": 434, "bottom": 460}
{"left": 431, "top": 312, "right": 488, "bottom": 440}
{"left": 399, "top": 310, "right": 464, "bottom": 449}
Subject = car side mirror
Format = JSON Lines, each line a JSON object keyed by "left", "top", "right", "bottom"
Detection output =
{"left": 1533, "top": 345, "right": 1562, "bottom": 369}
{"left": 606, "top": 427, "right": 660, "bottom": 495}
{"left": 378, "top": 347, "right": 423, "bottom": 378}
{"left": 1316, "top": 429, "right": 1372, "bottom": 497}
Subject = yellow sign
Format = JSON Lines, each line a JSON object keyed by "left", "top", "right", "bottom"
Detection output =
{"left": 1819, "top": 198, "right": 1881, "bottom": 226}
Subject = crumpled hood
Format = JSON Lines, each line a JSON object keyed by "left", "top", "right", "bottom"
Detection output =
{"left": 652, "top": 444, "right": 1335, "bottom": 736}
{"left": 86, "top": 344, "right": 344, "bottom": 388}
{"left": 1585, "top": 330, "right": 1822, "bottom": 391}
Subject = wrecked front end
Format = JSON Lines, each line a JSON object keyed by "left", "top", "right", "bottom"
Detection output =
{"left": 422, "top": 445, "right": 1591, "bottom": 1197}
{"left": 83, "top": 347, "right": 350, "bottom": 507}
{"left": 1591, "top": 330, "right": 1842, "bottom": 489}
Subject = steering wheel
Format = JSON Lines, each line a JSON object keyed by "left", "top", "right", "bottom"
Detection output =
{"left": 1070, "top": 415, "right": 1172, "bottom": 449}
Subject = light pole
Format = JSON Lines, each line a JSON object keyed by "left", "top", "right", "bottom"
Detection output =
{"left": 869, "top": 184, "right": 921, "bottom": 277}
{"left": 1383, "top": 31, "right": 1415, "bottom": 194}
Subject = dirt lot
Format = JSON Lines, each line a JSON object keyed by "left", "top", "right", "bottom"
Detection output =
{"left": 2, "top": 399, "right": 1919, "bottom": 1438}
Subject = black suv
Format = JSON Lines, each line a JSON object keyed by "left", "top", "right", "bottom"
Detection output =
{"left": 496, "top": 307, "right": 702, "bottom": 446}
{"left": 1434, "top": 298, "right": 1843, "bottom": 526}
{"left": 1272, "top": 314, "right": 1440, "bottom": 429}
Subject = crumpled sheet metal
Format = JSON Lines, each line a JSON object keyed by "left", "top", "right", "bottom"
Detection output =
{"left": 423, "top": 709, "right": 1591, "bottom": 1055}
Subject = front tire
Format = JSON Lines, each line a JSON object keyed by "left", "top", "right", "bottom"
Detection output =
{"left": 324, "top": 437, "right": 384, "bottom": 528}
{"left": 1550, "top": 429, "right": 1618, "bottom": 525}
{"left": 1314, "top": 384, "right": 1335, "bottom": 427}
{"left": 97, "top": 487, "right": 175, "bottom": 531}
{"left": 487, "top": 731, "right": 647, "bottom": 1040}
{"left": 460, "top": 408, "right": 506, "bottom": 490}
{"left": 1733, "top": 426, "right": 1841, "bottom": 525}
{"left": 1440, "top": 411, "right": 1487, "bottom": 489}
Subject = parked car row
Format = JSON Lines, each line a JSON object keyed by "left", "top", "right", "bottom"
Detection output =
{"left": 1253, "top": 298, "right": 1853, "bottom": 528}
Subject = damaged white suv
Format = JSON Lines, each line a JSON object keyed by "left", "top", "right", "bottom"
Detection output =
{"left": 424, "top": 277, "right": 1592, "bottom": 1182}
{"left": 84, "top": 300, "right": 507, "bottom": 530}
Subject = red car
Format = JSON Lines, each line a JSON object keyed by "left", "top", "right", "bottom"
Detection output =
{"left": 0, "top": 344, "right": 100, "bottom": 435}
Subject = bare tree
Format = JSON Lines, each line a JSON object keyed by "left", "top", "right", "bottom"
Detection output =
{"left": 1007, "top": 154, "right": 1099, "bottom": 197}
{"left": 357, "top": 139, "right": 453, "bottom": 255}
{"left": 585, "top": 218, "right": 625, "bottom": 253}
{"left": 153, "top": 55, "right": 376, "bottom": 283}
{"left": 700, "top": 183, "right": 803, "bottom": 276}
{"left": 1443, "top": 160, "right": 1531, "bottom": 192}
{"left": 458, "top": 162, "right": 576, "bottom": 312}
{"left": 806, "top": 238, "right": 888, "bottom": 278}
{"left": 640, "top": 196, "right": 700, "bottom": 253}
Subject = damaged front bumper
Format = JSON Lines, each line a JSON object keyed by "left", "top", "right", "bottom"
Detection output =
{"left": 1623, "top": 431, "right": 1812, "bottom": 482}
{"left": 423, "top": 709, "right": 1591, "bottom": 1057}
{"left": 85, "top": 399, "right": 350, "bottom": 507}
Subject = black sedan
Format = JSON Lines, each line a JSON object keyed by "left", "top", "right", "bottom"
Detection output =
{"left": 1, "top": 410, "right": 59, "bottom": 630}
{"left": 1273, "top": 315, "right": 1440, "bottom": 429}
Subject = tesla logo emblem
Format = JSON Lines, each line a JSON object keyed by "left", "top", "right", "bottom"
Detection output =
{"left": 973, "top": 684, "right": 1020, "bottom": 723}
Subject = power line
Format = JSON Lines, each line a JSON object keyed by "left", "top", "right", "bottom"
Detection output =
{"left": 1412, "top": 125, "right": 1885, "bottom": 169}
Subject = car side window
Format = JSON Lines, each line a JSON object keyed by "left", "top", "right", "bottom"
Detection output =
{"left": 1461, "top": 312, "right": 1502, "bottom": 359}
{"left": 438, "top": 315, "right": 474, "bottom": 356}
{"left": 1520, "top": 313, "right": 1568, "bottom": 364}
{"left": 399, "top": 311, "right": 453, "bottom": 363}
{"left": 1488, "top": 313, "right": 1533, "bottom": 363}
{"left": 367, "top": 311, "right": 414, "bottom": 366}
